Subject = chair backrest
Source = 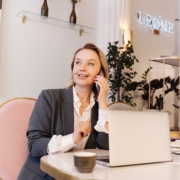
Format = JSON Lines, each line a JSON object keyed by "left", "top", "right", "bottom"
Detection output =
{"left": 108, "top": 102, "right": 135, "bottom": 111}
{"left": 0, "top": 98, "right": 36, "bottom": 180}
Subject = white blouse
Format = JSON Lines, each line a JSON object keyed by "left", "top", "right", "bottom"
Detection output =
{"left": 48, "top": 86, "right": 108, "bottom": 154}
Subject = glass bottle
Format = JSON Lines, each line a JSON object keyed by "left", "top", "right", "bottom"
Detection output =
{"left": 41, "top": 0, "right": 49, "bottom": 17}
{"left": 69, "top": 3, "right": 76, "bottom": 24}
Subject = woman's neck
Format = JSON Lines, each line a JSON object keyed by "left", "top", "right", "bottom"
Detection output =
{"left": 74, "top": 85, "right": 91, "bottom": 104}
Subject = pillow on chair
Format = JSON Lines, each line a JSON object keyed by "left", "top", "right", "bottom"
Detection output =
{"left": 0, "top": 98, "right": 36, "bottom": 180}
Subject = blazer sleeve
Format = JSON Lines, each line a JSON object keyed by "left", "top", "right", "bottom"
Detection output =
{"left": 27, "top": 90, "right": 54, "bottom": 157}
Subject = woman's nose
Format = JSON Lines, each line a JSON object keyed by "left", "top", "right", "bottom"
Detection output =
{"left": 79, "top": 64, "right": 86, "bottom": 71}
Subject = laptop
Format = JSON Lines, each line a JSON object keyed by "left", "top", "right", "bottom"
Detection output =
{"left": 96, "top": 110, "right": 171, "bottom": 167}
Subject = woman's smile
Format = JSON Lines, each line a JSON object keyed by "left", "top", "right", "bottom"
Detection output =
{"left": 78, "top": 73, "right": 89, "bottom": 78}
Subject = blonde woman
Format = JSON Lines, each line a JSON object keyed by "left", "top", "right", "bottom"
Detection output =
{"left": 18, "top": 43, "right": 109, "bottom": 180}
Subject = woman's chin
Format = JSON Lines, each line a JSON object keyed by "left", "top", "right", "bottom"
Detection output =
{"left": 75, "top": 83, "right": 93, "bottom": 88}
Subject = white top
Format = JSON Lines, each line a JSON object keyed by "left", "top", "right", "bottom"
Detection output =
{"left": 48, "top": 86, "right": 108, "bottom": 154}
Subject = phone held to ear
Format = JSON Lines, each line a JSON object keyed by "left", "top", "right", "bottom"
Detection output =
{"left": 95, "top": 70, "right": 104, "bottom": 93}
{"left": 95, "top": 83, "right": 100, "bottom": 93}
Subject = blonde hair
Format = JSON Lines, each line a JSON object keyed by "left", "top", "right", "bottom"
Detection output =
{"left": 66, "top": 43, "right": 109, "bottom": 99}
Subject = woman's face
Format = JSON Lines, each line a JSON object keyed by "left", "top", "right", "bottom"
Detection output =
{"left": 73, "top": 49, "right": 101, "bottom": 88}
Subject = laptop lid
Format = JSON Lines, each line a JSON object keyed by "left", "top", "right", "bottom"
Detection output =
{"left": 107, "top": 110, "right": 171, "bottom": 166}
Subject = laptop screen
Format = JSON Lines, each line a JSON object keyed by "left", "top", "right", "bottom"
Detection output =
{"left": 99, "top": 110, "right": 171, "bottom": 167}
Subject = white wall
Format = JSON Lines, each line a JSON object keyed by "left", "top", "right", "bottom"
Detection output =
{"left": 174, "top": 0, "right": 180, "bottom": 129}
{"left": 175, "top": 0, "right": 180, "bottom": 56}
{"left": 0, "top": 10, "right": 1, "bottom": 25}
{"left": 0, "top": 0, "right": 98, "bottom": 103}
{"left": 130, "top": 0, "right": 175, "bottom": 77}
{"left": 130, "top": 0, "right": 178, "bottom": 128}
{"left": 0, "top": 10, "right": 1, "bottom": 69}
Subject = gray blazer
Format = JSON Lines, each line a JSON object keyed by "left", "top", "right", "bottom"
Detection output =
{"left": 17, "top": 86, "right": 109, "bottom": 180}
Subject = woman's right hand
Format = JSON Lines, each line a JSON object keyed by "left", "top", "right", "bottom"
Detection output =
{"left": 72, "top": 119, "right": 91, "bottom": 144}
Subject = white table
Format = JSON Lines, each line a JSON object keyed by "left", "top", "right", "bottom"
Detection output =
{"left": 40, "top": 149, "right": 180, "bottom": 180}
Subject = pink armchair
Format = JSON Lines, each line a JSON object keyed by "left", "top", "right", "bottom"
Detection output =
{"left": 0, "top": 98, "right": 36, "bottom": 180}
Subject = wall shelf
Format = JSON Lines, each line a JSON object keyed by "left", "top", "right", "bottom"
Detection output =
{"left": 149, "top": 56, "right": 180, "bottom": 67}
{"left": 17, "top": 11, "right": 95, "bottom": 36}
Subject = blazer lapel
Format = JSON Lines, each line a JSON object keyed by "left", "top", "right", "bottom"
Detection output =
{"left": 61, "top": 86, "right": 74, "bottom": 135}
{"left": 85, "top": 102, "right": 98, "bottom": 149}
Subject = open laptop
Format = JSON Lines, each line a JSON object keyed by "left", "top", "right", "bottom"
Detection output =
{"left": 96, "top": 110, "right": 171, "bottom": 167}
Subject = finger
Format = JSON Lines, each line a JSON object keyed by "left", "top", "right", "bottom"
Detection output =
{"left": 81, "top": 130, "right": 88, "bottom": 137}
{"left": 95, "top": 76, "right": 104, "bottom": 84}
{"left": 79, "top": 122, "right": 91, "bottom": 137}
{"left": 76, "top": 122, "right": 90, "bottom": 130}
{"left": 76, "top": 120, "right": 90, "bottom": 126}
{"left": 75, "top": 122, "right": 91, "bottom": 135}
{"left": 82, "top": 128, "right": 91, "bottom": 137}
{"left": 95, "top": 76, "right": 108, "bottom": 87}
{"left": 95, "top": 80, "right": 109, "bottom": 93}
{"left": 84, "top": 119, "right": 91, "bottom": 124}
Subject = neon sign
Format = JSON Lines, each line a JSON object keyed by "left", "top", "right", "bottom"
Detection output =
{"left": 137, "top": 11, "right": 174, "bottom": 34}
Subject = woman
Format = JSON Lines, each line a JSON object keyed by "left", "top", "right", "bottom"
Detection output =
{"left": 17, "top": 43, "right": 109, "bottom": 180}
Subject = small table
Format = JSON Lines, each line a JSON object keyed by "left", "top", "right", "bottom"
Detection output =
{"left": 171, "top": 130, "right": 180, "bottom": 141}
{"left": 40, "top": 149, "right": 180, "bottom": 180}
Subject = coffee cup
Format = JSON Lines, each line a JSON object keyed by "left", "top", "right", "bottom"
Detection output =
{"left": 74, "top": 152, "right": 97, "bottom": 173}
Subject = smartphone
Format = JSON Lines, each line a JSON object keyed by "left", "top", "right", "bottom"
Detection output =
{"left": 95, "top": 70, "right": 104, "bottom": 93}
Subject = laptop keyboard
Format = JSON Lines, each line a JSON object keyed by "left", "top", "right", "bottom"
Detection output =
{"left": 98, "top": 159, "right": 109, "bottom": 163}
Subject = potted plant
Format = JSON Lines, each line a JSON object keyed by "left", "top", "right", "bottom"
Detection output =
{"left": 106, "top": 41, "right": 180, "bottom": 110}
{"left": 106, "top": 41, "right": 139, "bottom": 106}
{"left": 130, "top": 68, "right": 180, "bottom": 110}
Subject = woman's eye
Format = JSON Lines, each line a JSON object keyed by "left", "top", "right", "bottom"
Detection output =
{"left": 88, "top": 63, "right": 94, "bottom": 66}
{"left": 75, "top": 61, "right": 80, "bottom": 65}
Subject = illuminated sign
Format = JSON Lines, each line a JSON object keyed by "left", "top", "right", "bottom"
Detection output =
{"left": 137, "top": 11, "right": 174, "bottom": 34}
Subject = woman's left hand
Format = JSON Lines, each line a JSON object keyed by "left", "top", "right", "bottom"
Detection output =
{"left": 95, "top": 75, "right": 109, "bottom": 110}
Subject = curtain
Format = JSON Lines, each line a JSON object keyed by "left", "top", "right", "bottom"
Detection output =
{"left": 96, "top": 0, "right": 130, "bottom": 53}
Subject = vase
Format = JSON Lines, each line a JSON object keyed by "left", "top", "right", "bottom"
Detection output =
{"left": 41, "top": 0, "right": 49, "bottom": 17}
{"left": 69, "top": 3, "right": 76, "bottom": 24}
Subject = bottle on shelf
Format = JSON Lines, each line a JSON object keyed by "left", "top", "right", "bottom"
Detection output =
{"left": 69, "top": 3, "right": 76, "bottom": 24}
{"left": 41, "top": 0, "right": 49, "bottom": 17}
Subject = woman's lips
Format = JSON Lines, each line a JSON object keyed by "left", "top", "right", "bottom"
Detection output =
{"left": 78, "top": 74, "right": 88, "bottom": 78}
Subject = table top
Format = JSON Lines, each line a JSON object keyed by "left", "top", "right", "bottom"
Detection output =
{"left": 40, "top": 149, "right": 180, "bottom": 180}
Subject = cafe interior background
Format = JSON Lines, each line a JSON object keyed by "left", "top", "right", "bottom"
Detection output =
{"left": 0, "top": 0, "right": 179, "bottom": 129}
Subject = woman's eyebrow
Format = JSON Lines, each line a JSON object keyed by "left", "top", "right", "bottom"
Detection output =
{"left": 74, "top": 58, "right": 82, "bottom": 62}
{"left": 74, "top": 58, "right": 96, "bottom": 63}
{"left": 75, "top": 58, "right": 96, "bottom": 62}
{"left": 87, "top": 59, "right": 96, "bottom": 62}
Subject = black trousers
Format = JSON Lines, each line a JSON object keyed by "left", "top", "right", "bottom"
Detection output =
{"left": 17, "top": 165, "right": 55, "bottom": 180}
